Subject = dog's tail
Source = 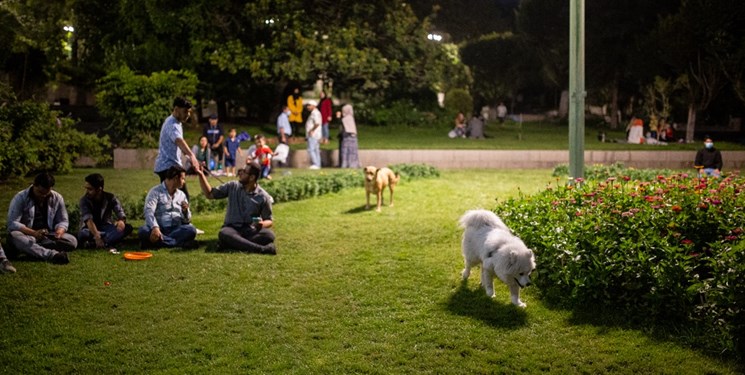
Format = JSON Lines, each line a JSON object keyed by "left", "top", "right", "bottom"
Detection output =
{"left": 458, "top": 209, "right": 509, "bottom": 231}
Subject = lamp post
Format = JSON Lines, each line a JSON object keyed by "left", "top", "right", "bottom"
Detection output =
{"left": 569, "top": 0, "right": 585, "bottom": 182}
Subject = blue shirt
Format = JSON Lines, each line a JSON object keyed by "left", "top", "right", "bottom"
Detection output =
{"left": 154, "top": 115, "right": 184, "bottom": 173}
{"left": 225, "top": 138, "right": 241, "bottom": 159}
{"left": 143, "top": 183, "right": 191, "bottom": 230}
{"left": 277, "top": 111, "right": 292, "bottom": 136}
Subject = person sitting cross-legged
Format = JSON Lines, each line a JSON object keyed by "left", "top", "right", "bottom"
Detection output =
{"left": 78, "top": 173, "right": 133, "bottom": 249}
{"left": 194, "top": 163, "right": 276, "bottom": 255}
{"left": 6, "top": 172, "right": 76, "bottom": 264}
{"left": 138, "top": 165, "right": 198, "bottom": 249}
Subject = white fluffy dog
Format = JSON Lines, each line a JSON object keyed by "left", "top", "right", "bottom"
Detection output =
{"left": 459, "top": 209, "right": 536, "bottom": 308}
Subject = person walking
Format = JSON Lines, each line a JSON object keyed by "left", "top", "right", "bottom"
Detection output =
{"left": 305, "top": 99, "right": 322, "bottom": 169}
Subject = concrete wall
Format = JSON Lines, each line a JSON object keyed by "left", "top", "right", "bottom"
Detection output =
{"left": 114, "top": 148, "right": 745, "bottom": 170}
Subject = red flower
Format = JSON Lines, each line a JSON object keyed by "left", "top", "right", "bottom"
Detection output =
{"left": 725, "top": 235, "right": 738, "bottom": 241}
{"left": 671, "top": 205, "right": 682, "bottom": 212}
{"left": 681, "top": 239, "right": 693, "bottom": 245}
{"left": 622, "top": 176, "right": 631, "bottom": 181}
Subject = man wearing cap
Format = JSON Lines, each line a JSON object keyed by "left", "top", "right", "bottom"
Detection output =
{"left": 154, "top": 97, "right": 201, "bottom": 200}
{"left": 305, "top": 99, "right": 322, "bottom": 169}
{"left": 203, "top": 113, "right": 225, "bottom": 173}
{"left": 193, "top": 163, "right": 276, "bottom": 255}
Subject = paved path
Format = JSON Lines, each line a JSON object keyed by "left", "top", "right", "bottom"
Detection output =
{"left": 115, "top": 149, "right": 745, "bottom": 171}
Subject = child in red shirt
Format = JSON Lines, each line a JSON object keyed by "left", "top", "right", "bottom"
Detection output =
{"left": 250, "top": 134, "right": 273, "bottom": 180}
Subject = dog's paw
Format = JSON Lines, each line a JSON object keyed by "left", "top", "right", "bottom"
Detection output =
{"left": 513, "top": 300, "right": 527, "bottom": 308}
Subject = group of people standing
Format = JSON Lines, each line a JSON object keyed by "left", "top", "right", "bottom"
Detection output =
{"left": 282, "top": 88, "right": 360, "bottom": 169}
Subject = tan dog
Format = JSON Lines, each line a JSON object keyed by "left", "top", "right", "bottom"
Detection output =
{"left": 364, "top": 166, "right": 400, "bottom": 212}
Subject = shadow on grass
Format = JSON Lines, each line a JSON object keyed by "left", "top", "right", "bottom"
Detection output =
{"left": 444, "top": 281, "right": 528, "bottom": 329}
{"left": 343, "top": 205, "right": 371, "bottom": 214}
{"left": 550, "top": 302, "right": 745, "bottom": 365}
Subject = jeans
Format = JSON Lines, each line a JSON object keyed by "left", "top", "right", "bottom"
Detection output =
{"left": 307, "top": 137, "right": 321, "bottom": 168}
{"left": 78, "top": 223, "right": 133, "bottom": 247}
{"left": 8, "top": 231, "right": 78, "bottom": 261}
{"left": 138, "top": 224, "right": 196, "bottom": 248}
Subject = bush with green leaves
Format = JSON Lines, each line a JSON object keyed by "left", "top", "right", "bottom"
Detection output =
{"left": 96, "top": 67, "right": 198, "bottom": 148}
{"left": 444, "top": 88, "right": 473, "bottom": 118}
{"left": 389, "top": 163, "right": 441, "bottom": 180}
{"left": 356, "top": 99, "right": 441, "bottom": 128}
{"left": 0, "top": 99, "right": 111, "bottom": 180}
{"left": 497, "top": 172, "right": 745, "bottom": 358}
{"left": 553, "top": 162, "right": 678, "bottom": 181}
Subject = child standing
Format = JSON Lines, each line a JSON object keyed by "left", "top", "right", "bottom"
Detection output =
{"left": 251, "top": 134, "right": 273, "bottom": 180}
{"left": 223, "top": 128, "right": 243, "bottom": 177}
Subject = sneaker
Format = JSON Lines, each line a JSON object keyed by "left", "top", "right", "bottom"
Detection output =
{"left": 182, "top": 240, "right": 200, "bottom": 250}
{"left": 195, "top": 228, "right": 205, "bottom": 235}
{"left": 0, "top": 259, "right": 16, "bottom": 274}
{"left": 51, "top": 251, "right": 70, "bottom": 265}
{"left": 309, "top": 165, "right": 320, "bottom": 170}
{"left": 261, "top": 243, "right": 277, "bottom": 255}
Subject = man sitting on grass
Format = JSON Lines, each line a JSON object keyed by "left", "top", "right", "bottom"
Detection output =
{"left": 194, "top": 164, "right": 276, "bottom": 255}
{"left": 138, "top": 165, "right": 198, "bottom": 249}
{"left": 78, "top": 173, "right": 133, "bottom": 249}
{"left": 6, "top": 172, "right": 76, "bottom": 264}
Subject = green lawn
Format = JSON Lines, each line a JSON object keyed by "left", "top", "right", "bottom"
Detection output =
{"left": 0, "top": 168, "right": 741, "bottom": 373}
{"left": 184, "top": 118, "right": 745, "bottom": 152}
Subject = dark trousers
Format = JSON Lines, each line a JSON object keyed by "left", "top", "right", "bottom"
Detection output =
{"left": 218, "top": 225, "right": 275, "bottom": 252}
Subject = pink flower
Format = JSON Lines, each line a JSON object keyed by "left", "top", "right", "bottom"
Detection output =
{"left": 575, "top": 211, "right": 583, "bottom": 216}
{"left": 606, "top": 177, "right": 616, "bottom": 182}
{"left": 622, "top": 176, "right": 631, "bottom": 181}
{"left": 725, "top": 235, "right": 738, "bottom": 241}
{"left": 621, "top": 211, "right": 634, "bottom": 217}
{"left": 681, "top": 239, "right": 693, "bottom": 245}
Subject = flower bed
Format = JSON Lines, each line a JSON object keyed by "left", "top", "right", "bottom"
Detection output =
{"left": 497, "top": 171, "right": 744, "bottom": 358}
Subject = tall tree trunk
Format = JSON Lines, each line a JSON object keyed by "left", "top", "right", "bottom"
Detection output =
{"left": 610, "top": 82, "right": 619, "bottom": 129}
{"left": 685, "top": 102, "right": 696, "bottom": 143}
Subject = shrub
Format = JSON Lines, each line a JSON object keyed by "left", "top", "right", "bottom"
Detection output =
{"left": 496, "top": 172, "right": 745, "bottom": 358}
{"left": 0, "top": 100, "right": 111, "bottom": 179}
{"left": 356, "top": 99, "right": 441, "bottom": 128}
{"left": 96, "top": 67, "right": 198, "bottom": 148}
{"left": 444, "top": 88, "right": 473, "bottom": 118}
{"left": 389, "top": 163, "right": 440, "bottom": 181}
{"left": 553, "top": 162, "right": 678, "bottom": 181}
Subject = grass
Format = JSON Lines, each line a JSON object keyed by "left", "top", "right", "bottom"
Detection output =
{"left": 0, "top": 168, "right": 742, "bottom": 373}
{"left": 183, "top": 118, "right": 745, "bottom": 151}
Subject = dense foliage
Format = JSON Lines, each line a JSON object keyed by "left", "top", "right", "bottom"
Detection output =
{"left": 552, "top": 162, "right": 678, "bottom": 181}
{"left": 0, "top": 97, "right": 110, "bottom": 180}
{"left": 497, "top": 172, "right": 745, "bottom": 358}
{"left": 96, "top": 67, "right": 198, "bottom": 147}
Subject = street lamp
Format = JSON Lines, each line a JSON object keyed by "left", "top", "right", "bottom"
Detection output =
{"left": 427, "top": 33, "right": 442, "bottom": 42}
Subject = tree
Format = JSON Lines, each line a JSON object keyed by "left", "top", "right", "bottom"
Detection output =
{"left": 653, "top": 0, "right": 731, "bottom": 142}
{"left": 0, "top": 0, "right": 71, "bottom": 99}
{"left": 460, "top": 33, "right": 543, "bottom": 109}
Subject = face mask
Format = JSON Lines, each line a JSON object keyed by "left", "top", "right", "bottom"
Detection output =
{"left": 705, "top": 142, "right": 713, "bottom": 149}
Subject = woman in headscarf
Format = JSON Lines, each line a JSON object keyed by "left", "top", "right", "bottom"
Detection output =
{"left": 338, "top": 104, "right": 360, "bottom": 168}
